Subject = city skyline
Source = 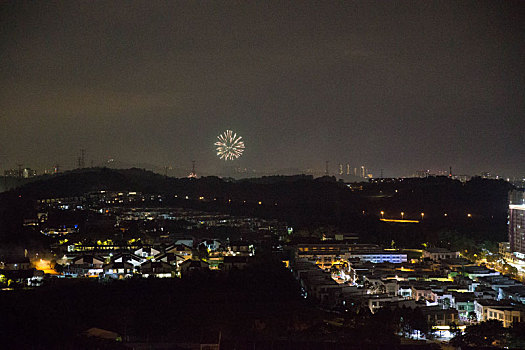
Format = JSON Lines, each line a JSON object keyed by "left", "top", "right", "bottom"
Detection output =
{"left": 1, "top": 1, "right": 524, "bottom": 178}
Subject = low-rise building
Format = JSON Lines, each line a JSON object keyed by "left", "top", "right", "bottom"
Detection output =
{"left": 103, "top": 262, "right": 134, "bottom": 279}
{"left": 423, "top": 248, "right": 460, "bottom": 261}
{"left": 180, "top": 259, "right": 210, "bottom": 277}
{"left": 134, "top": 247, "right": 161, "bottom": 258}
{"left": 112, "top": 252, "right": 145, "bottom": 270}
{"left": 153, "top": 252, "right": 185, "bottom": 267}
{"left": 346, "top": 250, "right": 407, "bottom": 264}
{"left": 485, "top": 306, "right": 525, "bottom": 327}
{"left": 398, "top": 285, "right": 413, "bottom": 299}
{"left": 421, "top": 306, "right": 458, "bottom": 326}
{"left": 141, "top": 261, "right": 177, "bottom": 278}
{"left": 66, "top": 255, "right": 105, "bottom": 276}
{"left": 164, "top": 243, "right": 193, "bottom": 261}
{"left": 453, "top": 292, "right": 476, "bottom": 320}
{"left": 367, "top": 294, "right": 412, "bottom": 313}
{"left": 499, "top": 285, "right": 525, "bottom": 304}
{"left": 474, "top": 299, "right": 514, "bottom": 322}
{"left": 411, "top": 284, "right": 437, "bottom": 302}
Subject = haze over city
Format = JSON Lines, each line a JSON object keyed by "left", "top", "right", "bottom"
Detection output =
{"left": 1, "top": 1, "right": 524, "bottom": 177}
{"left": 4, "top": 2, "right": 525, "bottom": 348}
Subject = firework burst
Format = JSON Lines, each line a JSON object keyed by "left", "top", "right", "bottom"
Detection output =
{"left": 215, "top": 130, "right": 245, "bottom": 160}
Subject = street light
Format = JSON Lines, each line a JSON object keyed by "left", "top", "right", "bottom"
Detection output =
{"left": 380, "top": 211, "right": 384, "bottom": 219}
{"left": 401, "top": 212, "right": 404, "bottom": 219}
{"left": 421, "top": 212, "right": 425, "bottom": 220}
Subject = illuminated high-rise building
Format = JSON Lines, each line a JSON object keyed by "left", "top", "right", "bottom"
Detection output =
{"left": 509, "top": 190, "right": 525, "bottom": 254}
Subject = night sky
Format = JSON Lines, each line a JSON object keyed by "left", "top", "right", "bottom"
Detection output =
{"left": 1, "top": 1, "right": 524, "bottom": 178}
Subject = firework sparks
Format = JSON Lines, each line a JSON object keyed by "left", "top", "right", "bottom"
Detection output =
{"left": 215, "top": 130, "right": 245, "bottom": 160}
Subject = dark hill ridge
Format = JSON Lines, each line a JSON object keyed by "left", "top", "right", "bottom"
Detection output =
{"left": 0, "top": 168, "right": 514, "bottom": 246}
{"left": 0, "top": 168, "right": 360, "bottom": 229}
{"left": 4, "top": 168, "right": 349, "bottom": 200}
{"left": 5, "top": 167, "right": 168, "bottom": 198}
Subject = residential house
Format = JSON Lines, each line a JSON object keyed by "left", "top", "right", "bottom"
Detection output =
{"left": 423, "top": 248, "right": 460, "bottom": 261}
{"left": 180, "top": 259, "right": 210, "bottom": 277}
{"left": 66, "top": 255, "right": 105, "bottom": 276}
{"left": 141, "top": 261, "right": 177, "bottom": 278}
{"left": 474, "top": 299, "right": 514, "bottom": 322}
{"left": 153, "top": 252, "right": 185, "bottom": 268}
{"left": 421, "top": 306, "right": 458, "bottom": 326}
{"left": 164, "top": 244, "right": 193, "bottom": 261}
{"left": 111, "top": 252, "right": 145, "bottom": 271}
{"left": 103, "top": 262, "right": 134, "bottom": 279}
{"left": 134, "top": 246, "right": 161, "bottom": 259}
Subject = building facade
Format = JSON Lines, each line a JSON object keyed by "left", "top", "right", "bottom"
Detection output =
{"left": 509, "top": 190, "right": 525, "bottom": 254}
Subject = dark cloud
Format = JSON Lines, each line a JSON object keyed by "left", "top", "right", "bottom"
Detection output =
{"left": 1, "top": 1, "right": 524, "bottom": 177}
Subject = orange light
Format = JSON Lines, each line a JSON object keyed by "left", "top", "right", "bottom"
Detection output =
{"left": 380, "top": 218, "right": 419, "bottom": 223}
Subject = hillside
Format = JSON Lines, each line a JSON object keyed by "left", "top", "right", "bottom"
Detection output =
{"left": 0, "top": 168, "right": 514, "bottom": 247}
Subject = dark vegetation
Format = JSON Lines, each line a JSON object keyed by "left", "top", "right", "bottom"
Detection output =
{"left": 1, "top": 255, "right": 442, "bottom": 349}
{"left": 1, "top": 257, "right": 298, "bottom": 347}
{"left": 451, "top": 319, "right": 525, "bottom": 348}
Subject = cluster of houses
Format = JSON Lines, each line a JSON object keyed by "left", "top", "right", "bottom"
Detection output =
{"left": 290, "top": 243, "right": 525, "bottom": 331}
{"left": 57, "top": 238, "right": 256, "bottom": 279}
{"left": 0, "top": 256, "right": 44, "bottom": 287}
{"left": 35, "top": 191, "right": 289, "bottom": 238}
{"left": 0, "top": 237, "right": 258, "bottom": 287}
{"left": 8, "top": 191, "right": 293, "bottom": 285}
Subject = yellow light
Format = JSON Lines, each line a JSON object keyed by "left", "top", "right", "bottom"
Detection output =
{"left": 467, "top": 213, "right": 472, "bottom": 218}
{"left": 258, "top": 201, "right": 262, "bottom": 205}
{"left": 33, "top": 259, "right": 58, "bottom": 274}
{"left": 380, "top": 218, "right": 419, "bottom": 223}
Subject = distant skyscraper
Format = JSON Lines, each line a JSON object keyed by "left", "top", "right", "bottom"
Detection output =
{"left": 22, "top": 168, "right": 36, "bottom": 178}
{"left": 509, "top": 190, "right": 525, "bottom": 254}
